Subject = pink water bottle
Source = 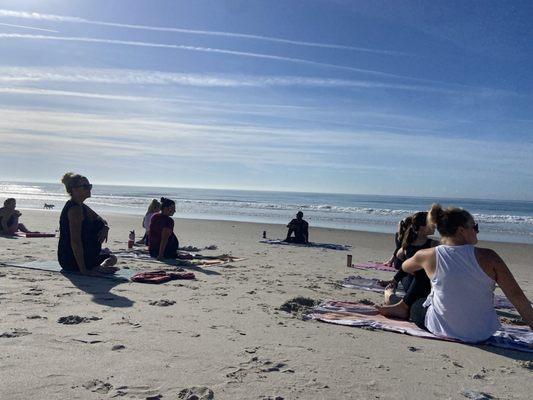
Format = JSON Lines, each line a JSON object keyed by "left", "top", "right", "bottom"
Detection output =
{"left": 128, "top": 230, "right": 135, "bottom": 249}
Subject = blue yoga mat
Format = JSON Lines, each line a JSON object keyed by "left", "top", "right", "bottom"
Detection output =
{"left": 2, "top": 260, "right": 135, "bottom": 282}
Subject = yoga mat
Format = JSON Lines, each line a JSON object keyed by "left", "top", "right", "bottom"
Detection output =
{"left": 308, "top": 300, "right": 533, "bottom": 353}
{"left": 341, "top": 275, "right": 405, "bottom": 295}
{"left": 115, "top": 250, "right": 245, "bottom": 266}
{"left": 1, "top": 260, "right": 134, "bottom": 282}
{"left": 260, "top": 239, "right": 351, "bottom": 251}
{"left": 15, "top": 232, "right": 56, "bottom": 238}
{"left": 341, "top": 276, "right": 520, "bottom": 310}
{"left": 350, "top": 261, "right": 396, "bottom": 272}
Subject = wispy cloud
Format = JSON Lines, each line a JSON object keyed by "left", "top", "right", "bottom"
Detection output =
{"left": 0, "top": 33, "right": 417, "bottom": 79}
{"left": 0, "top": 66, "right": 459, "bottom": 94}
{"left": 1, "top": 107, "right": 531, "bottom": 173}
{"left": 0, "top": 9, "right": 405, "bottom": 55}
{"left": 0, "top": 87, "right": 145, "bottom": 101}
{"left": 0, "top": 21, "right": 58, "bottom": 32}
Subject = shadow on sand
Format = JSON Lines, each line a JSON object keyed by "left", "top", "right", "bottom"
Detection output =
{"left": 61, "top": 271, "right": 134, "bottom": 308}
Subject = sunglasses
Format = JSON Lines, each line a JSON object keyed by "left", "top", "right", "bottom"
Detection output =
{"left": 472, "top": 223, "right": 479, "bottom": 233}
{"left": 75, "top": 184, "right": 93, "bottom": 190}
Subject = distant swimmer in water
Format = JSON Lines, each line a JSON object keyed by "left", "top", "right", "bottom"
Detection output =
{"left": 0, "top": 198, "right": 34, "bottom": 235}
{"left": 284, "top": 211, "right": 309, "bottom": 244}
{"left": 57, "top": 172, "right": 118, "bottom": 275}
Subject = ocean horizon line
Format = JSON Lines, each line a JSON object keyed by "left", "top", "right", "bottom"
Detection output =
{"left": 2, "top": 179, "right": 531, "bottom": 204}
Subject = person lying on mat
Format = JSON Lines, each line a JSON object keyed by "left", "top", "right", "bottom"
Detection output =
{"left": 57, "top": 173, "right": 118, "bottom": 276}
{"left": 284, "top": 211, "right": 309, "bottom": 244}
{"left": 149, "top": 197, "right": 180, "bottom": 260}
{"left": 378, "top": 204, "right": 533, "bottom": 343}
{"left": 0, "top": 198, "right": 34, "bottom": 235}
{"left": 383, "top": 212, "right": 438, "bottom": 305}
{"left": 138, "top": 198, "right": 161, "bottom": 245}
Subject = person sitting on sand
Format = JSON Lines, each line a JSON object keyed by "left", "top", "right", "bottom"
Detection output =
{"left": 284, "top": 211, "right": 309, "bottom": 244}
{"left": 0, "top": 198, "right": 33, "bottom": 235}
{"left": 149, "top": 197, "right": 180, "bottom": 260}
{"left": 138, "top": 199, "right": 161, "bottom": 245}
{"left": 57, "top": 173, "right": 118, "bottom": 276}
{"left": 384, "top": 215, "right": 412, "bottom": 267}
{"left": 383, "top": 212, "right": 438, "bottom": 305}
{"left": 378, "top": 204, "right": 533, "bottom": 343}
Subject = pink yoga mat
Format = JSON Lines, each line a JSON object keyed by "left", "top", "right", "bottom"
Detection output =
{"left": 310, "top": 300, "right": 533, "bottom": 352}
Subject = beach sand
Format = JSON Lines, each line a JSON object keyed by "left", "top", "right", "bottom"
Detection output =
{"left": 1, "top": 210, "right": 532, "bottom": 399}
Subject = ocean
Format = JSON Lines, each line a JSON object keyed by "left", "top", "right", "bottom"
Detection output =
{"left": 1, "top": 181, "right": 532, "bottom": 244}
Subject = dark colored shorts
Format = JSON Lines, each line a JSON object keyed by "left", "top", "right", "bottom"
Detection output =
{"left": 410, "top": 297, "right": 429, "bottom": 330}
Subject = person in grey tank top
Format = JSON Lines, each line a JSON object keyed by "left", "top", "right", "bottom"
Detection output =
{"left": 379, "top": 203, "right": 533, "bottom": 343}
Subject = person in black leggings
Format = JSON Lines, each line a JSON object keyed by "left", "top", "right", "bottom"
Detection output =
{"left": 381, "top": 212, "right": 438, "bottom": 313}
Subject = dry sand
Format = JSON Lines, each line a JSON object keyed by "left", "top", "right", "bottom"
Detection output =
{"left": 1, "top": 210, "right": 532, "bottom": 400}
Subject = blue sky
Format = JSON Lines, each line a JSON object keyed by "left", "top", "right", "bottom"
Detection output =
{"left": 0, "top": 0, "right": 532, "bottom": 200}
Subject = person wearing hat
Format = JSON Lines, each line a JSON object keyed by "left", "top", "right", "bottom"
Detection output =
{"left": 284, "top": 211, "right": 309, "bottom": 244}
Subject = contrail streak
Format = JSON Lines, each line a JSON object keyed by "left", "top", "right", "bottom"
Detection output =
{"left": 0, "top": 22, "right": 58, "bottom": 32}
{"left": 0, "top": 9, "right": 405, "bottom": 55}
{"left": 0, "top": 33, "right": 417, "bottom": 80}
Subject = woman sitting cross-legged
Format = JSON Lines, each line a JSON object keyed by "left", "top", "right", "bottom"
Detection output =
{"left": 149, "top": 197, "right": 180, "bottom": 260}
{"left": 0, "top": 198, "right": 34, "bottom": 235}
{"left": 383, "top": 211, "right": 438, "bottom": 306}
{"left": 378, "top": 203, "right": 533, "bottom": 343}
{"left": 57, "top": 172, "right": 118, "bottom": 276}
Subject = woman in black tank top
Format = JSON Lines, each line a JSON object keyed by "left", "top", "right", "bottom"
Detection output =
{"left": 57, "top": 173, "right": 118, "bottom": 275}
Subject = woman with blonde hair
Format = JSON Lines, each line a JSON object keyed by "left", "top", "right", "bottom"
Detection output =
{"left": 57, "top": 173, "right": 118, "bottom": 275}
{"left": 138, "top": 199, "right": 161, "bottom": 245}
{"left": 379, "top": 204, "right": 533, "bottom": 343}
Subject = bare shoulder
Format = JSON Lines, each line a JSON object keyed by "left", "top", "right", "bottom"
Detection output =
{"left": 475, "top": 247, "right": 500, "bottom": 262}
{"left": 415, "top": 247, "right": 436, "bottom": 260}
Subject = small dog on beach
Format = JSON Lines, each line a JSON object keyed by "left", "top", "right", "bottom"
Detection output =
{"left": 43, "top": 203, "right": 55, "bottom": 209}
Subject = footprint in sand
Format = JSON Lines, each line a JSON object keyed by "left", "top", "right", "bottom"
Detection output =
{"left": 177, "top": 386, "right": 214, "bottom": 400}
{"left": 22, "top": 287, "right": 43, "bottom": 296}
{"left": 57, "top": 315, "right": 102, "bottom": 325}
{"left": 82, "top": 379, "right": 113, "bottom": 394}
{"left": 26, "top": 314, "right": 47, "bottom": 319}
{"left": 112, "top": 385, "right": 161, "bottom": 398}
{"left": 149, "top": 299, "right": 176, "bottom": 306}
{"left": 0, "top": 328, "right": 31, "bottom": 338}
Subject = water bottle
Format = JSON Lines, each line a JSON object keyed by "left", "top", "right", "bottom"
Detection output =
{"left": 128, "top": 230, "right": 135, "bottom": 249}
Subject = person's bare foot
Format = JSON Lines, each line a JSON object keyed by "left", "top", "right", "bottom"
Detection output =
{"left": 384, "top": 287, "right": 400, "bottom": 305}
{"left": 376, "top": 300, "right": 409, "bottom": 319}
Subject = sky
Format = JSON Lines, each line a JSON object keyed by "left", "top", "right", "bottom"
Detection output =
{"left": 0, "top": 0, "right": 532, "bottom": 200}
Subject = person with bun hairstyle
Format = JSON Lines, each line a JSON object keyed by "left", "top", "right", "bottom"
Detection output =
{"left": 384, "top": 212, "right": 438, "bottom": 305}
{"left": 379, "top": 204, "right": 533, "bottom": 343}
{"left": 58, "top": 173, "right": 118, "bottom": 275}
{"left": 148, "top": 197, "right": 179, "bottom": 260}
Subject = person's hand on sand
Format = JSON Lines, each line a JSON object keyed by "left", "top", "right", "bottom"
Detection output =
{"left": 97, "top": 226, "right": 109, "bottom": 244}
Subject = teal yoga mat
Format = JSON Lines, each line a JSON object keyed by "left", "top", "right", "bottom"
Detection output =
{"left": 2, "top": 260, "right": 135, "bottom": 282}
